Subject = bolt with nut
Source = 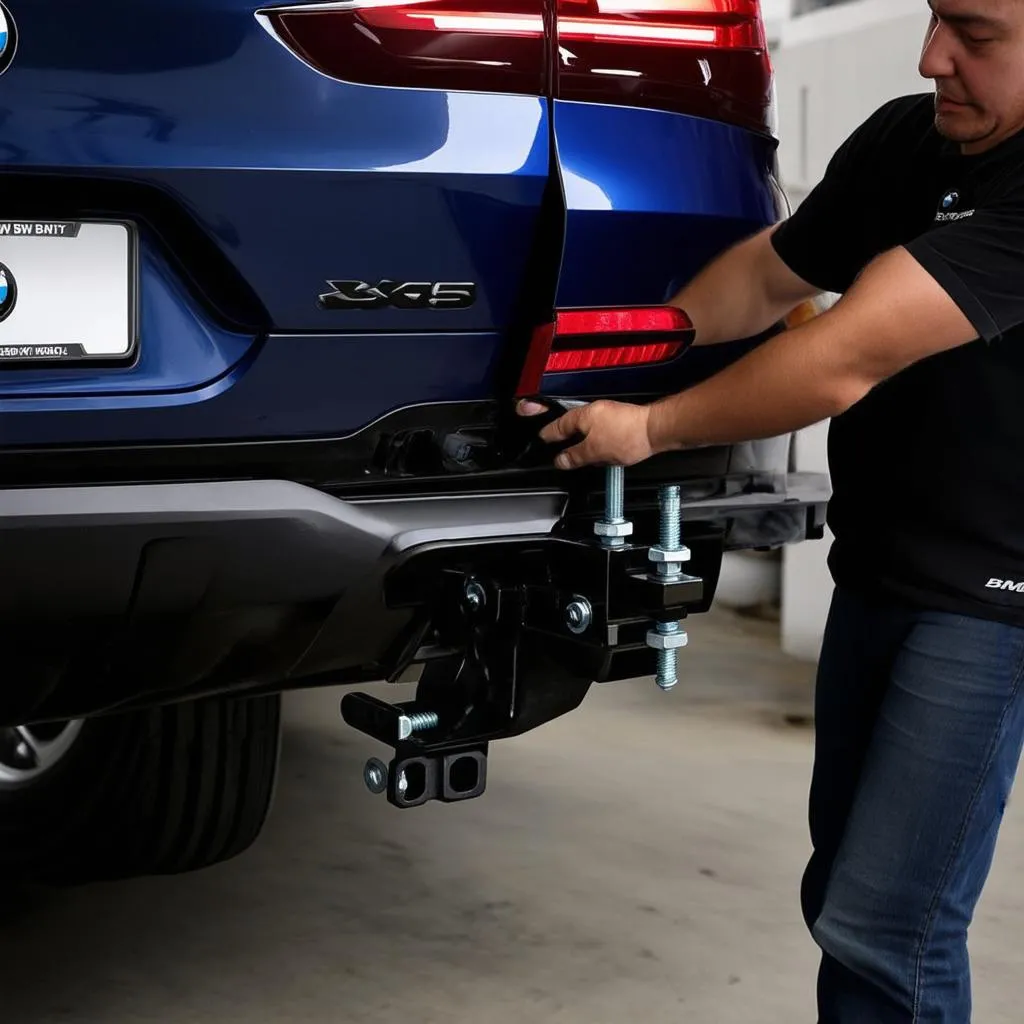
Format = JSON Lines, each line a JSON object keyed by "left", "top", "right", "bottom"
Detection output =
{"left": 565, "top": 596, "right": 593, "bottom": 635}
{"left": 594, "top": 465, "right": 633, "bottom": 548}
{"left": 647, "top": 620, "right": 689, "bottom": 691}
{"left": 648, "top": 484, "right": 689, "bottom": 691}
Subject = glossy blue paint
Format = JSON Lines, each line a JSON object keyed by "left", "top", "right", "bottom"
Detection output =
{"left": 0, "top": 3, "right": 549, "bottom": 333}
{"left": 0, "top": 1, "right": 776, "bottom": 447}
{"left": 0, "top": 332, "right": 504, "bottom": 444}
{"left": 544, "top": 101, "right": 779, "bottom": 397}
{"left": 0, "top": 0, "right": 548, "bottom": 425}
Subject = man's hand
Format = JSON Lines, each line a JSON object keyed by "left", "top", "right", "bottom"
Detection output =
{"left": 516, "top": 399, "right": 656, "bottom": 470}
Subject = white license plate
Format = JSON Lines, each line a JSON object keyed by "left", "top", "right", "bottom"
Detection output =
{"left": 0, "top": 220, "right": 137, "bottom": 364}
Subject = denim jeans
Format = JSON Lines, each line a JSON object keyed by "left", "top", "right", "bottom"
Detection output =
{"left": 802, "top": 587, "right": 1024, "bottom": 1023}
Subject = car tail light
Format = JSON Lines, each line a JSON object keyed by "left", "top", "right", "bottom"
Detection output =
{"left": 556, "top": 0, "right": 773, "bottom": 133}
{"left": 260, "top": 0, "right": 771, "bottom": 132}
{"left": 260, "top": 0, "right": 548, "bottom": 97}
{"left": 558, "top": 0, "right": 764, "bottom": 48}
{"left": 516, "top": 306, "right": 695, "bottom": 394}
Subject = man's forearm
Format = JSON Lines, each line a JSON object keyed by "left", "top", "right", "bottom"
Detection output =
{"left": 648, "top": 244, "right": 981, "bottom": 452}
{"left": 669, "top": 225, "right": 821, "bottom": 346}
{"left": 646, "top": 307, "right": 868, "bottom": 450}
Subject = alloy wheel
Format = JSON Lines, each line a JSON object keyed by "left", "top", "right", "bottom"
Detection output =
{"left": 0, "top": 720, "right": 84, "bottom": 788}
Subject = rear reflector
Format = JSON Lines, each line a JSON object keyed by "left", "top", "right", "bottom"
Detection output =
{"left": 545, "top": 342, "right": 682, "bottom": 372}
{"left": 555, "top": 307, "right": 692, "bottom": 336}
{"left": 261, "top": 0, "right": 772, "bottom": 132}
{"left": 516, "top": 305, "right": 695, "bottom": 394}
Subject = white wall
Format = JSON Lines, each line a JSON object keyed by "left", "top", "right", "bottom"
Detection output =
{"left": 761, "top": 0, "right": 793, "bottom": 44}
{"left": 772, "top": 0, "right": 931, "bottom": 660}
{"left": 775, "top": 0, "right": 931, "bottom": 202}
{"left": 761, "top": 0, "right": 791, "bottom": 20}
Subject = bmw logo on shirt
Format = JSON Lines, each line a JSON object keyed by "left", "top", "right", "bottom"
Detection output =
{"left": 0, "top": 3, "right": 18, "bottom": 76}
{"left": 0, "top": 264, "right": 18, "bottom": 321}
{"left": 935, "top": 189, "right": 975, "bottom": 223}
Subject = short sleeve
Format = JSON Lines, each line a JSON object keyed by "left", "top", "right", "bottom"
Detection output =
{"left": 904, "top": 201, "right": 1024, "bottom": 343}
{"left": 771, "top": 100, "right": 906, "bottom": 295}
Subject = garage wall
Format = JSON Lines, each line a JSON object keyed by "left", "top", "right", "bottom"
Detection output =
{"left": 771, "top": 0, "right": 930, "bottom": 660}
{"left": 774, "top": 0, "right": 930, "bottom": 203}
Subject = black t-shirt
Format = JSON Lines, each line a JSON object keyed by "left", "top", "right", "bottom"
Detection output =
{"left": 771, "top": 93, "right": 1024, "bottom": 625}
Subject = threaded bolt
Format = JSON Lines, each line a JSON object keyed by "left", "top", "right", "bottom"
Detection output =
{"left": 407, "top": 711, "right": 439, "bottom": 733}
{"left": 659, "top": 485, "right": 681, "bottom": 551}
{"left": 596, "top": 465, "right": 631, "bottom": 549}
{"left": 649, "top": 484, "right": 686, "bottom": 691}
{"left": 655, "top": 622, "right": 680, "bottom": 692}
{"left": 398, "top": 710, "right": 440, "bottom": 741}
{"left": 606, "top": 465, "right": 625, "bottom": 523}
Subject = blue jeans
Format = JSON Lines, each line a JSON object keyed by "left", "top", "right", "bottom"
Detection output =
{"left": 803, "top": 587, "right": 1024, "bottom": 1023}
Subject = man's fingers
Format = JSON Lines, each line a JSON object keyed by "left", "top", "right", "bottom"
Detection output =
{"left": 554, "top": 437, "right": 598, "bottom": 470}
{"left": 516, "top": 400, "right": 548, "bottom": 417}
{"left": 556, "top": 441, "right": 606, "bottom": 470}
{"left": 539, "top": 408, "right": 585, "bottom": 444}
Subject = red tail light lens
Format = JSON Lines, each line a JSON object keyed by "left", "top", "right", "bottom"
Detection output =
{"left": 555, "top": 307, "right": 692, "bottom": 335}
{"left": 263, "top": 0, "right": 547, "bottom": 97}
{"left": 545, "top": 342, "right": 682, "bottom": 372}
{"left": 559, "top": 0, "right": 764, "bottom": 48}
{"left": 556, "top": 0, "right": 772, "bottom": 133}
{"left": 517, "top": 306, "right": 695, "bottom": 394}
{"left": 261, "top": 1, "right": 770, "bottom": 131}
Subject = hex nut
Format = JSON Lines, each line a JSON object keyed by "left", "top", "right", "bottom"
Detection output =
{"left": 464, "top": 581, "right": 487, "bottom": 610}
{"left": 594, "top": 520, "right": 634, "bottom": 538}
{"left": 648, "top": 545, "right": 692, "bottom": 564}
{"left": 646, "top": 628, "right": 690, "bottom": 651}
{"left": 565, "top": 597, "right": 593, "bottom": 635}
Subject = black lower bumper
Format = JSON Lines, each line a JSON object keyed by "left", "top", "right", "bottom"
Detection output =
{"left": 0, "top": 473, "right": 829, "bottom": 726}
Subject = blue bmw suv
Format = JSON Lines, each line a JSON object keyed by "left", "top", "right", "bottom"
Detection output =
{"left": 0, "top": 0, "right": 827, "bottom": 882}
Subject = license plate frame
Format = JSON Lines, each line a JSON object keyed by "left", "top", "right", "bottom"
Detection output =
{"left": 0, "top": 218, "right": 139, "bottom": 368}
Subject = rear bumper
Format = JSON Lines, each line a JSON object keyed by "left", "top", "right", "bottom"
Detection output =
{"left": 0, "top": 474, "right": 829, "bottom": 725}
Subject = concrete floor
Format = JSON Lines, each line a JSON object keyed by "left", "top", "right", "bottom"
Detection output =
{"left": 2, "top": 609, "right": 1023, "bottom": 1022}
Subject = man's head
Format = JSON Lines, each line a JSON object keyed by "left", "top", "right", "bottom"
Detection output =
{"left": 920, "top": 0, "right": 1024, "bottom": 153}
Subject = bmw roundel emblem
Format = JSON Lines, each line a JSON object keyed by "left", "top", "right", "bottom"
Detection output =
{"left": 0, "top": 3, "right": 18, "bottom": 77}
{"left": 942, "top": 191, "right": 959, "bottom": 211}
{"left": 0, "top": 262, "right": 18, "bottom": 322}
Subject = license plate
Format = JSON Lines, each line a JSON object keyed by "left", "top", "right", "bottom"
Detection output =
{"left": 0, "top": 220, "right": 137, "bottom": 364}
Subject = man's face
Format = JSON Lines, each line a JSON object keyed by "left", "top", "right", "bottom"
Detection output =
{"left": 920, "top": 0, "right": 1024, "bottom": 153}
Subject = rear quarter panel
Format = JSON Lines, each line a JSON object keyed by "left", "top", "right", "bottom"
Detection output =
{"left": 543, "top": 101, "right": 783, "bottom": 398}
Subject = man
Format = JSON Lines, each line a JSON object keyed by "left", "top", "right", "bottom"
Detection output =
{"left": 519, "top": 2, "right": 1024, "bottom": 1021}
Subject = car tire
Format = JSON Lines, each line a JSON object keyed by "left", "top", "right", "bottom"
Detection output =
{"left": 0, "top": 693, "right": 281, "bottom": 884}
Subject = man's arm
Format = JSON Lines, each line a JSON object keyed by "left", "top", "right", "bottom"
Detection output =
{"left": 530, "top": 246, "right": 978, "bottom": 469}
{"left": 647, "top": 246, "right": 976, "bottom": 449}
{"left": 670, "top": 225, "right": 824, "bottom": 346}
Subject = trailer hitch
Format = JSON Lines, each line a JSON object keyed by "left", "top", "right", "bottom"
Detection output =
{"left": 340, "top": 452, "right": 715, "bottom": 809}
